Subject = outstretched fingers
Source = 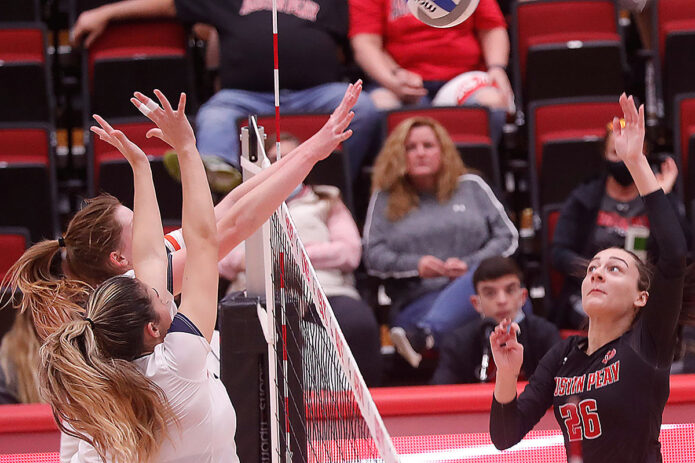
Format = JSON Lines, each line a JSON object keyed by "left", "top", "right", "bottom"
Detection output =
{"left": 131, "top": 91, "right": 162, "bottom": 120}
{"left": 92, "top": 114, "right": 114, "bottom": 133}
{"left": 153, "top": 88, "right": 174, "bottom": 114}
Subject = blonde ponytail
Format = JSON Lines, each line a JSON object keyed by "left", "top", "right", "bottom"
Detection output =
{"left": 40, "top": 277, "right": 176, "bottom": 462}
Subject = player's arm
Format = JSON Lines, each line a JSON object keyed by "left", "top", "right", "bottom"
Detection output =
{"left": 615, "top": 94, "right": 687, "bottom": 364}
{"left": 490, "top": 322, "right": 561, "bottom": 449}
{"left": 132, "top": 90, "right": 218, "bottom": 342}
{"left": 169, "top": 82, "right": 363, "bottom": 295}
{"left": 90, "top": 115, "right": 167, "bottom": 291}
{"left": 72, "top": 0, "right": 176, "bottom": 47}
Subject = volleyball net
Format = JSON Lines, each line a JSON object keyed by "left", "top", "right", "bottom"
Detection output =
{"left": 240, "top": 119, "right": 399, "bottom": 463}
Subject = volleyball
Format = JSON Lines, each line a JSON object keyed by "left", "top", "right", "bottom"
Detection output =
{"left": 432, "top": 71, "right": 496, "bottom": 106}
{"left": 406, "top": 0, "right": 480, "bottom": 28}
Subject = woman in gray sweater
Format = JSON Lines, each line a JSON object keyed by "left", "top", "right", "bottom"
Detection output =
{"left": 363, "top": 116, "right": 518, "bottom": 367}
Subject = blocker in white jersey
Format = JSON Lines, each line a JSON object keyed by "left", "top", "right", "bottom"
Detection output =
{"left": 134, "top": 313, "right": 239, "bottom": 463}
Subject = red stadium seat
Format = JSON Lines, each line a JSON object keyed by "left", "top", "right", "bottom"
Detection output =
{"left": 511, "top": 0, "right": 624, "bottom": 109}
{"left": 652, "top": 0, "right": 695, "bottom": 122}
{"left": 88, "top": 119, "right": 183, "bottom": 220}
{"left": 385, "top": 107, "right": 500, "bottom": 190}
{"left": 0, "top": 126, "right": 58, "bottom": 242}
{"left": 83, "top": 20, "right": 194, "bottom": 121}
{"left": 528, "top": 97, "right": 621, "bottom": 211}
{"left": 0, "top": 227, "right": 30, "bottom": 283}
{"left": 0, "top": 24, "right": 52, "bottom": 124}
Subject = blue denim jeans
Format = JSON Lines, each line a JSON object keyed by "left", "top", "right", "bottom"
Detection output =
{"left": 394, "top": 269, "right": 533, "bottom": 346}
{"left": 195, "top": 82, "right": 381, "bottom": 178}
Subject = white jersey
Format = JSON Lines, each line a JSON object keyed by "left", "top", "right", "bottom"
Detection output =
{"left": 66, "top": 314, "right": 238, "bottom": 463}
{"left": 133, "top": 313, "right": 239, "bottom": 462}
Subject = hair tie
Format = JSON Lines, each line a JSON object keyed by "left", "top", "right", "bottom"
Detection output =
{"left": 83, "top": 315, "right": 95, "bottom": 329}
{"left": 57, "top": 237, "right": 66, "bottom": 248}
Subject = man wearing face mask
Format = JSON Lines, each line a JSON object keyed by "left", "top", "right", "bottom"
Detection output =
{"left": 550, "top": 118, "right": 691, "bottom": 329}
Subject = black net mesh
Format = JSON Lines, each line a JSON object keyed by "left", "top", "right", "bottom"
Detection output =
{"left": 268, "top": 209, "right": 396, "bottom": 463}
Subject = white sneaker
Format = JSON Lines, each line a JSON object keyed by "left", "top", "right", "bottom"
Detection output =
{"left": 389, "top": 327, "right": 422, "bottom": 368}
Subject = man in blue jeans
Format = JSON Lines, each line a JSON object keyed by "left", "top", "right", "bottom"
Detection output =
{"left": 73, "top": 0, "right": 381, "bottom": 182}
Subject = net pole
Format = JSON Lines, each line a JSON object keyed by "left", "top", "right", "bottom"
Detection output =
{"left": 240, "top": 122, "right": 282, "bottom": 463}
{"left": 269, "top": 7, "right": 289, "bottom": 454}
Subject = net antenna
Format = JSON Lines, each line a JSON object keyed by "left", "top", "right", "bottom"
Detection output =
{"left": 240, "top": 116, "right": 400, "bottom": 462}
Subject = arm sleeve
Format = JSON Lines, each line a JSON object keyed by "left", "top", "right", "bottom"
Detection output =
{"left": 490, "top": 341, "right": 565, "bottom": 449}
{"left": 635, "top": 189, "right": 687, "bottom": 367}
{"left": 363, "top": 192, "right": 422, "bottom": 278}
{"left": 462, "top": 178, "right": 519, "bottom": 268}
{"left": 303, "top": 200, "right": 362, "bottom": 272}
{"left": 472, "top": 0, "right": 507, "bottom": 31}
{"left": 348, "top": 0, "right": 385, "bottom": 38}
{"left": 551, "top": 193, "right": 589, "bottom": 276}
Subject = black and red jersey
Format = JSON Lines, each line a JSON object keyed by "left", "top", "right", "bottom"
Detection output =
{"left": 490, "top": 189, "right": 686, "bottom": 462}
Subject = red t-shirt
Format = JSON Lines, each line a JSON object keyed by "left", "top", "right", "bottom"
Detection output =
{"left": 349, "top": 0, "right": 506, "bottom": 81}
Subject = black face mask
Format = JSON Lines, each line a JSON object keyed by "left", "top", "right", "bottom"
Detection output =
{"left": 606, "top": 160, "right": 634, "bottom": 186}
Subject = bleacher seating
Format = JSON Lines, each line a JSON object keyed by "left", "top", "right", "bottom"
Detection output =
{"left": 511, "top": 0, "right": 625, "bottom": 112}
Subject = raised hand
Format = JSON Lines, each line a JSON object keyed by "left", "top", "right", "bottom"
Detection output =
{"left": 130, "top": 90, "right": 196, "bottom": 154}
{"left": 307, "top": 80, "right": 362, "bottom": 161}
{"left": 490, "top": 319, "right": 523, "bottom": 379}
{"left": 91, "top": 114, "right": 148, "bottom": 166}
{"left": 613, "top": 93, "right": 646, "bottom": 165}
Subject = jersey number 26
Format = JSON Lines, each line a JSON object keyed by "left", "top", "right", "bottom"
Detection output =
{"left": 559, "top": 399, "right": 603, "bottom": 441}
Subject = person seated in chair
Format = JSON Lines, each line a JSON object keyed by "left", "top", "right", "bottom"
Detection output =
{"left": 431, "top": 256, "right": 561, "bottom": 385}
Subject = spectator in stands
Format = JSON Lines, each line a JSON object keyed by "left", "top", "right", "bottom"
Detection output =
{"left": 551, "top": 118, "right": 689, "bottom": 328}
{"left": 219, "top": 133, "right": 382, "bottom": 385}
{"left": 72, "top": 0, "right": 381, "bottom": 180}
{"left": 348, "top": 0, "right": 512, "bottom": 138}
{"left": 0, "top": 311, "right": 42, "bottom": 404}
{"left": 431, "top": 256, "right": 560, "bottom": 385}
{"left": 363, "top": 116, "right": 518, "bottom": 368}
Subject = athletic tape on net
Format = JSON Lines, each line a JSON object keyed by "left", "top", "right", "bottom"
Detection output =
{"left": 277, "top": 203, "right": 400, "bottom": 463}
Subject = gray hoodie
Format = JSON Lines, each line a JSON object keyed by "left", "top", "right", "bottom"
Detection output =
{"left": 363, "top": 174, "right": 518, "bottom": 308}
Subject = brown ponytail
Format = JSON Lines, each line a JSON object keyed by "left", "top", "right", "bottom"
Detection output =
{"left": 2, "top": 239, "right": 90, "bottom": 339}
{"left": 2, "top": 194, "right": 124, "bottom": 339}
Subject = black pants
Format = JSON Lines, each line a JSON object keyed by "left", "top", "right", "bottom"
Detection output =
{"left": 328, "top": 295, "right": 382, "bottom": 387}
